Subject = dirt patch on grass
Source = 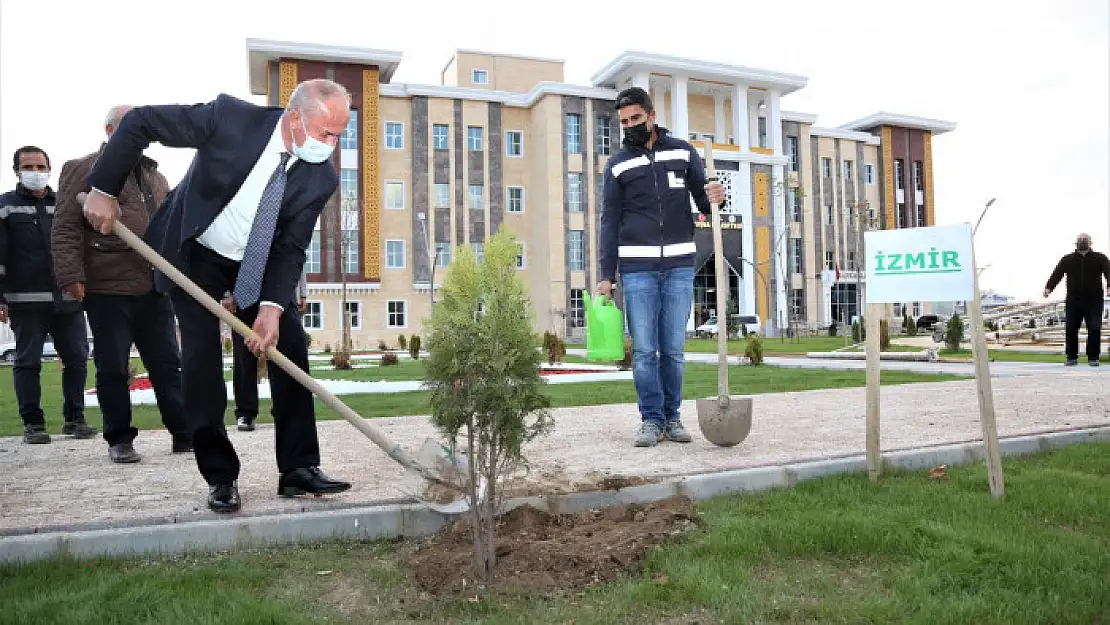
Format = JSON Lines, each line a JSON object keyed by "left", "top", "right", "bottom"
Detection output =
{"left": 403, "top": 496, "right": 699, "bottom": 595}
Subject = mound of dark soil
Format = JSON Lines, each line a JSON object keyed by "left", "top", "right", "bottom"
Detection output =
{"left": 404, "top": 496, "right": 699, "bottom": 595}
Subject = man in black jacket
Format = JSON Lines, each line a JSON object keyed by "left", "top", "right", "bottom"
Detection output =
{"left": 597, "top": 87, "right": 725, "bottom": 447}
{"left": 1043, "top": 232, "right": 1110, "bottom": 366}
{"left": 81, "top": 80, "right": 353, "bottom": 514}
{"left": 0, "top": 147, "right": 96, "bottom": 444}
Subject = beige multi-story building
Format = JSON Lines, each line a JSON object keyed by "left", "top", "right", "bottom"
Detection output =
{"left": 244, "top": 39, "right": 955, "bottom": 349}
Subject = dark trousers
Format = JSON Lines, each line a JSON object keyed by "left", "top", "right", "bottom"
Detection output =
{"left": 1065, "top": 298, "right": 1104, "bottom": 361}
{"left": 171, "top": 241, "right": 319, "bottom": 485}
{"left": 83, "top": 291, "right": 190, "bottom": 446}
{"left": 231, "top": 331, "right": 259, "bottom": 421}
{"left": 9, "top": 309, "right": 88, "bottom": 427}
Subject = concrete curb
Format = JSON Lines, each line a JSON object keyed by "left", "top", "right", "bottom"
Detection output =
{"left": 2, "top": 425, "right": 1107, "bottom": 564}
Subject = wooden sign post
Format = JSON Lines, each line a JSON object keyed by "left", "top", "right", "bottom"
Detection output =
{"left": 863, "top": 223, "right": 1005, "bottom": 496}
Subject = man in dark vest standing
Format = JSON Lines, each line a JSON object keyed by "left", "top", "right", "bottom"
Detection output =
{"left": 1044, "top": 232, "right": 1110, "bottom": 366}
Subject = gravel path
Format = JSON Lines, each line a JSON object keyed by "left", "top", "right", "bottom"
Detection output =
{"left": 1, "top": 366, "right": 1107, "bottom": 534}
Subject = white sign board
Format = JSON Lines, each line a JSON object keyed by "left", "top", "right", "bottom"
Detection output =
{"left": 864, "top": 223, "right": 975, "bottom": 304}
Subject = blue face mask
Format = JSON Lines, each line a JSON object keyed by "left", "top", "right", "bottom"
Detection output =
{"left": 292, "top": 113, "right": 335, "bottom": 164}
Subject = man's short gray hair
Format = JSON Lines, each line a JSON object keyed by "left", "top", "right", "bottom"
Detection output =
{"left": 104, "top": 105, "right": 131, "bottom": 129}
{"left": 286, "top": 79, "right": 351, "bottom": 118}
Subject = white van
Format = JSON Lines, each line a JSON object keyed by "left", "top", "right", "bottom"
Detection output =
{"left": 695, "top": 314, "right": 762, "bottom": 337}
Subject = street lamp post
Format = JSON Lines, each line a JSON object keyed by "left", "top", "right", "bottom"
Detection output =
{"left": 973, "top": 198, "right": 997, "bottom": 238}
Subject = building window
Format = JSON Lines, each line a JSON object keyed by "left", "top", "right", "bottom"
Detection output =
{"left": 306, "top": 232, "right": 321, "bottom": 274}
{"left": 435, "top": 242, "right": 451, "bottom": 268}
{"left": 506, "top": 130, "right": 523, "bottom": 157}
{"left": 825, "top": 251, "right": 834, "bottom": 271}
{"left": 826, "top": 205, "right": 834, "bottom": 226}
{"left": 385, "top": 122, "right": 404, "bottom": 150}
{"left": 896, "top": 204, "right": 906, "bottom": 228}
{"left": 467, "top": 126, "right": 483, "bottom": 151}
{"left": 847, "top": 206, "right": 855, "bottom": 227}
{"left": 757, "top": 117, "right": 767, "bottom": 148}
{"left": 343, "top": 301, "right": 361, "bottom": 330}
{"left": 507, "top": 186, "right": 525, "bottom": 213}
{"left": 789, "top": 188, "right": 802, "bottom": 222}
{"left": 515, "top": 242, "right": 526, "bottom": 269}
{"left": 790, "top": 289, "right": 805, "bottom": 319}
{"left": 385, "top": 180, "right": 405, "bottom": 210}
{"left": 822, "top": 157, "right": 832, "bottom": 178}
{"left": 432, "top": 124, "right": 449, "bottom": 150}
{"left": 385, "top": 239, "right": 405, "bottom": 269}
{"left": 786, "top": 136, "right": 799, "bottom": 172}
{"left": 387, "top": 300, "right": 407, "bottom": 328}
{"left": 790, "top": 238, "right": 803, "bottom": 274}
{"left": 569, "top": 289, "right": 585, "bottom": 328}
{"left": 865, "top": 163, "right": 875, "bottom": 184}
{"left": 565, "top": 113, "right": 582, "bottom": 153}
{"left": 340, "top": 169, "right": 358, "bottom": 201}
{"left": 895, "top": 159, "right": 905, "bottom": 190}
{"left": 340, "top": 111, "right": 358, "bottom": 150}
{"left": 472, "top": 69, "right": 488, "bottom": 84}
{"left": 844, "top": 160, "right": 853, "bottom": 182}
{"left": 596, "top": 116, "right": 612, "bottom": 156}
{"left": 471, "top": 242, "right": 484, "bottom": 261}
{"left": 468, "top": 184, "right": 483, "bottom": 210}
{"left": 912, "top": 161, "right": 924, "bottom": 192}
{"left": 568, "top": 230, "right": 585, "bottom": 271}
{"left": 916, "top": 204, "right": 926, "bottom": 227}
{"left": 912, "top": 302, "right": 922, "bottom": 317}
{"left": 847, "top": 251, "right": 857, "bottom": 272}
{"left": 343, "top": 230, "right": 359, "bottom": 273}
{"left": 567, "top": 173, "right": 583, "bottom": 212}
{"left": 893, "top": 302, "right": 904, "bottom": 318}
{"left": 434, "top": 183, "right": 450, "bottom": 209}
{"left": 302, "top": 302, "right": 322, "bottom": 330}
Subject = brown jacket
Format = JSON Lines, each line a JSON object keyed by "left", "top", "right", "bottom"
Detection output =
{"left": 53, "top": 144, "right": 171, "bottom": 295}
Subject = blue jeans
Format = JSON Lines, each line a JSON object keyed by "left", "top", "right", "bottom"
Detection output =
{"left": 620, "top": 266, "right": 695, "bottom": 426}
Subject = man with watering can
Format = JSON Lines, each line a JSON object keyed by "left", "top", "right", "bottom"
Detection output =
{"left": 597, "top": 87, "right": 725, "bottom": 447}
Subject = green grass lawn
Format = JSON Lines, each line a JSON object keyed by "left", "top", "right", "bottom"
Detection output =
{"left": 939, "top": 348, "right": 1110, "bottom": 364}
{"left": 683, "top": 335, "right": 853, "bottom": 354}
{"left": 0, "top": 359, "right": 964, "bottom": 437}
{"left": 2, "top": 442, "right": 1106, "bottom": 625}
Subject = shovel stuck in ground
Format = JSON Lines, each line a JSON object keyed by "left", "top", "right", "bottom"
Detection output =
{"left": 98, "top": 209, "right": 476, "bottom": 514}
{"left": 695, "top": 140, "right": 754, "bottom": 447}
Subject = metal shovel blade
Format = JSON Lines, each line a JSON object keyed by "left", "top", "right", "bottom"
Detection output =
{"left": 397, "top": 438, "right": 486, "bottom": 515}
{"left": 696, "top": 396, "right": 754, "bottom": 448}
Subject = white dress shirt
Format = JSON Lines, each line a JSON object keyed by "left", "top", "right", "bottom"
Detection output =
{"left": 197, "top": 121, "right": 297, "bottom": 311}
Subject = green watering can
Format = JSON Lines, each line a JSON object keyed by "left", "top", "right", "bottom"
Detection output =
{"left": 584, "top": 292, "right": 625, "bottom": 361}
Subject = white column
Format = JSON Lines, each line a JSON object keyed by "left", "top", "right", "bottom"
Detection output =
{"left": 748, "top": 92, "right": 761, "bottom": 148}
{"left": 738, "top": 162, "right": 756, "bottom": 315}
{"left": 731, "top": 84, "right": 750, "bottom": 149}
{"left": 654, "top": 82, "right": 668, "bottom": 129}
{"left": 713, "top": 93, "right": 726, "bottom": 143}
{"left": 767, "top": 90, "right": 783, "bottom": 156}
{"left": 632, "top": 71, "right": 650, "bottom": 91}
{"left": 772, "top": 164, "right": 788, "bottom": 332}
{"left": 671, "top": 75, "right": 689, "bottom": 141}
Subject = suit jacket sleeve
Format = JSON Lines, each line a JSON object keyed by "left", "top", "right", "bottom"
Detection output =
{"left": 260, "top": 187, "right": 332, "bottom": 307}
{"left": 1045, "top": 256, "right": 1067, "bottom": 292}
{"left": 52, "top": 158, "right": 92, "bottom": 289}
{"left": 86, "top": 98, "right": 221, "bottom": 197}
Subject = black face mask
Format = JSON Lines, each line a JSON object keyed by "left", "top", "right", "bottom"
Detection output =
{"left": 623, "top": 122, "right": 651, "bottom": 147}
{"left": 1077, "top": 240, "right": 1091, "bottom": 252}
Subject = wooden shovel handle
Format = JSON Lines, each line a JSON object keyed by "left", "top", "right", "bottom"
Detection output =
{"left": 702, "top": 140, "right": 730, "bottom": 398}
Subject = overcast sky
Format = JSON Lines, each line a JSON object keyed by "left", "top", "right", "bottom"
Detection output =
{"left": 2, "top": 0, "right": 1106, "bottom": 301}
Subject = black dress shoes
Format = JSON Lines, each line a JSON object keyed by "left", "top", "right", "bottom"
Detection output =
{"left": 278, "top": 466, "right": 352, "bottom": 497}
{"left": 208, "top": 482, "right": 241, "bottom": 514}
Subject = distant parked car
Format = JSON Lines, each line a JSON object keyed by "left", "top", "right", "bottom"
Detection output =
{"left": 0, "top": 337, "right": 94, "bottom": 363}
{"left": 696, "top": 314, "right": 762, "bottom": 338}
{"left": 916, "top": 314, "right": 941, "bottom": 331}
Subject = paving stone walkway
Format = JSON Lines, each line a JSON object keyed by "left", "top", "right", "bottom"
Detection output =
{"left": 1, "top": 366, "right": 1107, "bottom": 535}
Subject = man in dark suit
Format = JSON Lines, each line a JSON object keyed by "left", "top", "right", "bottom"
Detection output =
{"left": 81, "top": 79, "right": 352, "bottom": 514}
